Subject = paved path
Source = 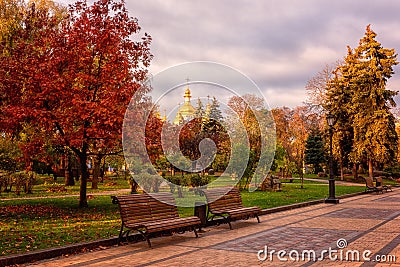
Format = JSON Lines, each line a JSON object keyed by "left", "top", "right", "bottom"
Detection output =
{"left": 301, "top": 178, "right": 365, "bottom": 187}
{"left": 26, "top": 189, "right": 400, "bottom": 267}
{"left": 0, "top": 189, "right": 131, "bottom": 201}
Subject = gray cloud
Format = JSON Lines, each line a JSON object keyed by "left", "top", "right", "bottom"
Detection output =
{"left": 58, "top": 0, "right": 400, "bottom": 108}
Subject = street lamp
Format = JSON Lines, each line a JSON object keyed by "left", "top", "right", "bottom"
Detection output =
{"left": 325, "top": 113, "right": 339, "bottom": 204}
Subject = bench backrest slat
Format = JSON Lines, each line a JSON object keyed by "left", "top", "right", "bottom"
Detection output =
{"left": 203, "top": 187, "right": 244, "bottom": 212}
{"left": 362, "top": 176, "right": 375, "bottom": 187}
{"left": 114, "top": 192, "right": 179, "bottom": 226}
{"left": 148, "top": 192, "right": 179, "bottom": 219}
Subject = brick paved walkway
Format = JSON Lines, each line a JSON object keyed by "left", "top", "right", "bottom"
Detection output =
{"left": 28, "top": 190, "right": 400, "bottom": 267}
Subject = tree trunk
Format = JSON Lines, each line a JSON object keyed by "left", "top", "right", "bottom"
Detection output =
{"left": 353, "top": 163, "right": 358, "bottom": 181}
{"left": 129, "top": 179, "right": 139, "bottom": 194}
{"left": 78, "top": 152, "right": 89, "bottom": 208}
{"left": 340, "top": 160, "right": 344, "bottom": 181}
{"left": 177, "top": 186, "right": 183, "bottom": 198}
{"left": 64, "top": 154, "right": 75, "bottom": 186}
{"left": 299, "top": 161, "right": 304, "bottom": 189}
{"left": 91, "top": 155, "right": 102, "bottom": 189}
{"left": 368, "top": 158, "right": 374, "bottom": 179}
{"left": 300, "top": 171, "right": 304, "bottom": 189}
{"left": 100, "top": 157, "right": 106, "bottom": 183}
{"left": 124, "top": 163, "right": 128, "bottom": 180}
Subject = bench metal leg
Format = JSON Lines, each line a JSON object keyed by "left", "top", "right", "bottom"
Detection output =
{"left": 137, "top": 230, "right": 152, "bottom": 248}
{"left": 212, "top": 214, "right": 233, "bottom": 229}
{"left": 226, "top": 217, "right": 233, "bottom": 230}
{"left": 383, "top": 186, "right": 392, "bottom": 192}
{"left": 145, "top": 236, "right": 152, "bottom": 248}
{"left": 118, "top": 224, "right": 124, "bottom": 244}
{"left": 255, "top": 214, "right": 260, "bottom": 223}
{"left": 193, "top": 226, "right": 199, "bottom": 238}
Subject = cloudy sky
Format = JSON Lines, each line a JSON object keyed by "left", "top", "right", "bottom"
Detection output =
{"left": 58, "top": 0, "right": 400, "bottom": 108}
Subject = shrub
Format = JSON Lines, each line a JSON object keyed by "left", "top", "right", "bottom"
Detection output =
{"left": 130, "top": 172, "right": 163, "bottom": 193}
{"left": 384, "top": 165, "right": 400, "bottom": 179}
{"left": 1, "top": 171, "right": 37, "bottom": 195}
{"left": 190, "top": 174, "right": 209, "bottom": 187}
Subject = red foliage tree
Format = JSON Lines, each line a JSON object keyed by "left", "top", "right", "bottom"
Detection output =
{"left": 145, "top": 113, "right": 164, "bottom": 164}
{"left": 0, "top": 0, "right": 152, "bottom": 207}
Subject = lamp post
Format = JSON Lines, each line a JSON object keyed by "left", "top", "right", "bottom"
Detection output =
{"left": 325, "top": 113, "right": 339, "bottom": 204}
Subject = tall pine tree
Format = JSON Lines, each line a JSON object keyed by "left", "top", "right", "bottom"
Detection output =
{"left": 326, "top": 67, "right": 354, "bottom": 180}
{"left": 351, "top": 25, "right": 398, "bottom": 178}
{"left": 209, "top": 96, "right": 223, "bottom": 121}
{"left": 194, "top": 97, "right": 204, "bottom": 118}
{"left": 304, "top": 130, "right": 325, "bottom": 174}
{"left": 328, "top": 25, "right": 398, "bottom": 179}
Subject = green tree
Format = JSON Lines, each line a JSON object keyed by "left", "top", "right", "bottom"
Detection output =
{"left": 209, "top": 96, "right": 223, "bottom": 121}
{"left": 304, "top": 130, "right": 325, "bottom": 174}
{"left": 328, "top": 25, "right": 398, "bottom": 179}
{"left": 325, "top": 69, "right": 355, "bottom": 179}
{"left": 194, "top": 98, "right": 204, "bottom": 118}
{"left": 0, "top": 133, "right": 23, "bottom": 172}
{"left": 270, "top": 142, "right": 286, "bottom": 172}
{"left": 226, "top": 94, "right": 274, "bottom": 189}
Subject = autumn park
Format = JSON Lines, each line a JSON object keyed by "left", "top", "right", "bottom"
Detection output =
{"left": 1, "top": 0, "right": 400, "bottom": 266}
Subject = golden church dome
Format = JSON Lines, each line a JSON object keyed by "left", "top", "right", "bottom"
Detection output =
{"left": 173, "top": 87, "right": 195, "bottom": 125}
{"left": 185, "top": 88, "right": 191, "bottom": 96}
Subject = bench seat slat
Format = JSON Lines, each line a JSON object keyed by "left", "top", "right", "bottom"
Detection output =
{"left": 203, "top": 187, "right": 261, "bottom": 229}
{"left": 113, "top": 193, "right": 201, "bottom": 247}
{"left": 144, "top": 217, "right": 202, "bottom": 232}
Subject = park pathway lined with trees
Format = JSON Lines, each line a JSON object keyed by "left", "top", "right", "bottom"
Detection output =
{"left": 23, "top": 189, "right": 400, "bottom": 266}
{"left": 1, "top": 0, "right": 399, "bottom": 208}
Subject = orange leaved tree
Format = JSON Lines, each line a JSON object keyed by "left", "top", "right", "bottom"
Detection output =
{"left": 0, "top": 0, "right": 152, "bottom": 207}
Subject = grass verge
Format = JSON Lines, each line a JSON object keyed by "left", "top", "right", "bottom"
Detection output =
{"left": 0, "top": 196, "right": 120, "bottom": 256}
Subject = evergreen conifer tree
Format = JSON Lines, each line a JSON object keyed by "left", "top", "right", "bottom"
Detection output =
{"left": 327, "top": 25, "right": 398, "bottom": 179}
{"left": 194, "top": 98, "right": 204, "bottom": 118}
{"left": 305, "top": 130, "right": 325, "bottom": 174}
{"left": 350, "top": 25, "right": 398, "bottom": 178}
{"left": 209, "top": 96, "right": 223, "bottom": 121}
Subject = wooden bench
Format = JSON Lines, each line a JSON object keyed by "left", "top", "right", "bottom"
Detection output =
{"left": 112, "top": 192, "right": 201, "bottom": 247}
{"left": 361, "top": 176, "right": 383, "bottom": 194}
{"left": 375, "top": 176, "right": 392, "bottom": 192}
{"left": 202, "top": 187, "right": 261, "bottom": 229}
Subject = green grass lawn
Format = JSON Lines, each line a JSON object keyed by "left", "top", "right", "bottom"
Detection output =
{"left": 0, "top": 196, "right": 121, "bottom": 256}
{"left": 241, "top": 183, "right": 364, "bottom": 209}
{"left": 0, "top": 175, "right": 129, "bottom": 199}
{"left": 0, "top": 177, "right": 367, "bottom": 256}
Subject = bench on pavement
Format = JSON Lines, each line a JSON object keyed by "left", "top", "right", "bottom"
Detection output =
{"left": 112, "top": 192, "right": 201, "bottom": 248}
{"left": 202, "top": 186, "right": 261, "bottom": 229}
{"left": 361, "top": 176, "right": 383, "bottom": 194}
{"left": 375, "top": 176, "right": 392, "bottom": 192}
